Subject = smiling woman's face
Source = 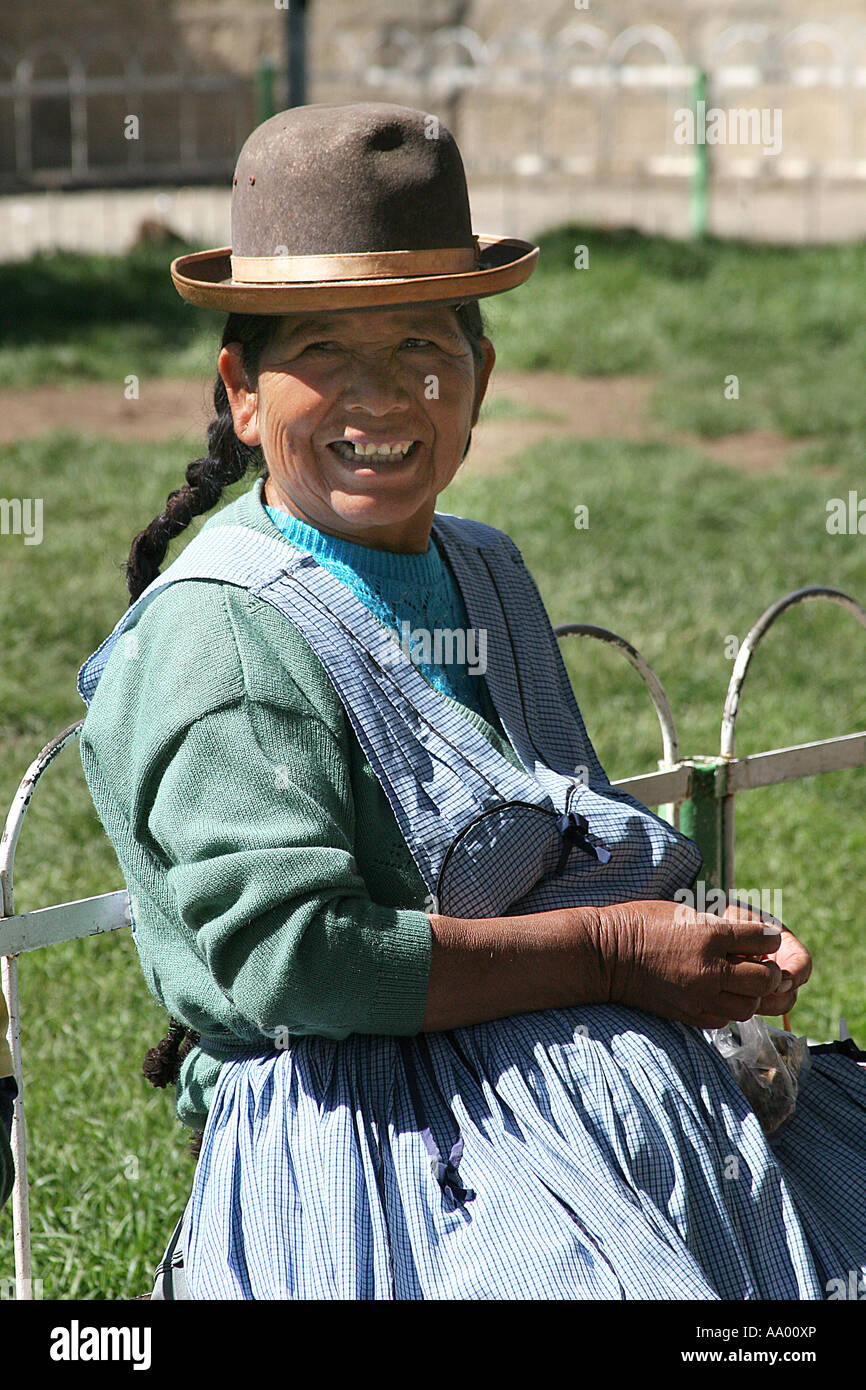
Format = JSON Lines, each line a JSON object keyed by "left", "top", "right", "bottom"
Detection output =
{"left": 219, "top": 302, "right": 495, "bottom": 552}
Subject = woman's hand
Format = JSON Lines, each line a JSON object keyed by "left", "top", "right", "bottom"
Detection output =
{"left": 723, "top": 898, "right": 812, "bottom": 1016}
{"left": 422, "top": 896, "right": 809, "bottom": 1035}
{"left": 755, "top": 928, "right": 811, "bottom": 1014}
{"left": 599, "top": 898, "right": 785, "bottom": 1030}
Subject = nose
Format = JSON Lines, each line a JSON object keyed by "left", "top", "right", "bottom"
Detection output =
{"left": 340, "top": 352, "right": 412, "bottom": 416}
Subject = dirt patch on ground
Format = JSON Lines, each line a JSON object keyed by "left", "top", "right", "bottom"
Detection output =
{"left": 0, "top": 378, "right": 216, "bottom": 447}
{"left": 480, "top": 371, "right": 814, "bottom": 475}
{"left": 0, "top": 371, "right": 815, "bottom": 474}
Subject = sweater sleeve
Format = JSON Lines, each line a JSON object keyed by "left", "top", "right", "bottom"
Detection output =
{"left": 145, "top": 688, "right": 432, "bottom": 1042}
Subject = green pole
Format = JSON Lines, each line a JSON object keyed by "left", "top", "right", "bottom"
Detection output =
{"left": 256, "top": 57, "right": 276, "bottom": 125}
{"left": 678, "top": 759, "right": 722, "bottom": 889}
{"left": 690, "top": 69, "right": 708, "bottom": 239}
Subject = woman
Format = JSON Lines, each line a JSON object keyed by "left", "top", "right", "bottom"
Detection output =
{"left": 77, "top": 103, "right": 866, "bottom": 1300}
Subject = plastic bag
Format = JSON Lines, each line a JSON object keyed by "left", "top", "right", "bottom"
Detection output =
{"left": 708, "top": 1016, "right": 811, "bottom": 1136}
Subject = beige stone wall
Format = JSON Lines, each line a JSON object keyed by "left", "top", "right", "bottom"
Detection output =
{"left": 5, "top": 0, "right": 866, "bottom": 65}
{"left": 4, "top": 1, "right": 866, "bottom": 240}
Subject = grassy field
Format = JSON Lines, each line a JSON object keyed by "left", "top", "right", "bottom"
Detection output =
{"left": 4, "top": 226, "right": 866, "bottom": 450}
{"left": 0, "top": 230, "right": 865, "bottom": 1298}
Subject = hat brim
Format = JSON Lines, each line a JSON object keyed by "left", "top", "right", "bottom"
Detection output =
{"left": 170, "top": 235, "right": 538, "bottom": 313}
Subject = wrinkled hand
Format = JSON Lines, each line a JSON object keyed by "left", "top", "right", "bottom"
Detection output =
{"left": 724, "top": 896, "right": 812, "bottom": 1016}
{"left": 599, "top": 897, "right": 785, "bottom": 1030}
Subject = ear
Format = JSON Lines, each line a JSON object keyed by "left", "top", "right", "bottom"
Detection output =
{"left": 219, "top": 344, "right": 261, "bottom": 447}
{"left": 469, "top": 336, "right": 496, "bottom": 427}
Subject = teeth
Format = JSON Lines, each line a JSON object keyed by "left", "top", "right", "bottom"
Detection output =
{"left": 333, "top": 439, "right": 414, "bottom": 458}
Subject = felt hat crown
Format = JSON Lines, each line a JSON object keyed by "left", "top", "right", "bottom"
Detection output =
{"left": 171, "top": 101, "right": 538, "bottom": 313}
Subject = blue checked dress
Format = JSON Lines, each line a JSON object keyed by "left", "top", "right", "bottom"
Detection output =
{"left": 78, "top": 508, "right": 866, "bottom": 1300}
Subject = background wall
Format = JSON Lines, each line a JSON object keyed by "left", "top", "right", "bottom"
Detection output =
{"left": 3, "top": 1, "right": 866, "bottom": 254}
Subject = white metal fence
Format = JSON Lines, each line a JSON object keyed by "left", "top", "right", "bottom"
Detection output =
{"left": 3, "top": 23, "right": 866, "bottom": 192}
{"left": 338, "top": 21, "right": 866, "bottom": 186}
{"left": 0, "top": 37, "right": 254, "bottom": 189}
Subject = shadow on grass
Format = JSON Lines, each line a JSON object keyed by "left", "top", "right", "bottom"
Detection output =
{"left": 0, "top": 237, "right": 201, "bottom": 342}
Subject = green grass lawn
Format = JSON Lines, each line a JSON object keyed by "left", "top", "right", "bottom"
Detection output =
{"left": 0, "top": 232, "right": 865, "bottom": 1298}
{"left": 4, "top": 227, "right": 865, "bottom": 446}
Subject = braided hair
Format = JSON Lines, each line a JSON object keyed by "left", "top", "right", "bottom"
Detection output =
{"left": 126, "top": 312, "right": 277, "bottom": 607}
{"left": 134, "top": 299, "right": 488, "bottom": 1153}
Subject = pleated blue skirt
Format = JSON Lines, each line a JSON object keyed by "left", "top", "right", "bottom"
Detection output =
{"left": 184, "top": 1005, "right": 866, "bottom": 1300}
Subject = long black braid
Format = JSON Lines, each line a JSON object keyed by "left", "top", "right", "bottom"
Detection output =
{"left": 126, "top": 312, "right": 277, "bottom": 606}
{"left": 134, "top": 300, "right": 488, "bottom": 1155}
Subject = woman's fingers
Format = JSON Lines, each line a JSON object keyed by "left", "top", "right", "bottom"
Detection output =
{"left": 757, "top": 982, "right": 798, "bottom": 1016}
{"left": 758, "top": 996, "right": 797, "bottom": 1017}
{"left": 772, "top": 930, "right": 812, "bottom": 989}
{"left": 714, "top": 914, "right": 782, "bottom": 958}
{"left": 721, "top": 904, "right": 812, "bottom": 1009}
{"left": 722, "top": 897, "right": 787, "bottom": 932}
{"left": 721, "top": 957, "right": 783, "bottom": 998}
{"left": 715, "top": 990, "right": 770, "bottom": 1023}
{"left": 666, "top": 996, "right": 764, "bottom": 1030}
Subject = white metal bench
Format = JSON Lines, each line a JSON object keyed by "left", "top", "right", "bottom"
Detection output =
{"left": 2, "top": 584, "right": 864, "bottom": 1300}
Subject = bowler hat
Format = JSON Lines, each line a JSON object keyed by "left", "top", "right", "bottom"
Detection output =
{"left": 171, "top": 102, "right": 538, "bottom": 313}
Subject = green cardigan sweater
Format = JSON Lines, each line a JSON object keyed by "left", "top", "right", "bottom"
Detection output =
{"left": 79, "top": 482, "right": 526, "bottom": 1130}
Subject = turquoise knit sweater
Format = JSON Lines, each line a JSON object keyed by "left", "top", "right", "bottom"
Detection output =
{"left": 79, "top": 477, "right": 525, "bottom": 1130}
{"left": 262, "top": 497, "right": 496, "bottom": 720}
